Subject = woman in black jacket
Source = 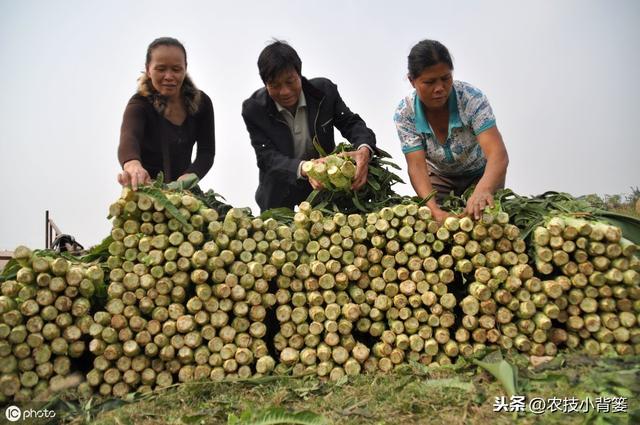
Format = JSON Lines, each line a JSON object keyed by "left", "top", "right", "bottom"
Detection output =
{"left": 117, "top": 37, "right": 215, "bottom": 189}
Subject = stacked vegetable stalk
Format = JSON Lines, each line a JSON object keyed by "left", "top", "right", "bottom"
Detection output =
{"left": 270, "top": 205, "right": 640, "bottom": 374}
{"left": 350, "top": 204, "right": 462, "bottom": 370}
{"left": 86, "top": 189, "right": 276, "bottom": 395}
{"left": 353, "top": 207, "right": 549, "bottom": 368}
{"left": 2, "top": 188, "right": 639, "bottom": 398}
{"left": 270, "top": 203, "right": 374, "bottom": 380}
{"left": 269, "top": 203, "right": 473, "bottom": 374}
{"left": 0, "top": 247, "right": 98, "bottom": 402}
{"left": 453, "top": 210, "right": 570, "bottom": 356}
{"left": 386, "top": 208, "right": 542, "bottom": 362}
{"left": 530, "top": 216, "right": 640, "bottom": 355}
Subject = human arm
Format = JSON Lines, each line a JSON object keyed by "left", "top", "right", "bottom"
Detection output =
{"left": 328, "top": 80, "right": 376, "bottom": 190}
{"left": 465, "top": 126, "right": 509, "bottom": 219}
{"left": 458, "top": 83, "right": 508, "bottom": 219}
{"left": 405, "top": 150, "right": 451, "bottom": 223}
{"left": 117, "top": 160, "right": 151, "bottom": 190}
{"left": 117, "top": 98, "right": 152, "bottom": 190}
{"left": 343, "top": 146, "right": 371, "bottom": 190}
{"left": 184, "top": 92, "right": 215, "bottom": 179}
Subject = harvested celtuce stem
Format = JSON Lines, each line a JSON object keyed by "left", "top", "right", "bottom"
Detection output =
{"left": 3, "top": 185, "right": 640, "bottom": 401}
{"left": 302, "top": 154, "right": 356, "bottom": 191}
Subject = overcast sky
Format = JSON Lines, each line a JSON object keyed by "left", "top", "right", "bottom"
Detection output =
{"left": 1, "top": 0, "right": 639, "bottom": 250}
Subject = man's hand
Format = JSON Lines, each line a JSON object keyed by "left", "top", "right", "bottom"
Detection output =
{"left": 301, "top": 158, "right": 325, "bottom": 190}
{"left": 118, "top": 160, "right": 151, "bottom": 190}
{"left": 344, "top": 146, "right": 371, "bottom": 190}
{"left": 465, "top": 187, "right": 494, "bottom": 220}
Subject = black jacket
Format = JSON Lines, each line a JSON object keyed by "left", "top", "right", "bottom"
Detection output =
{"left": 242, "top": 77, "right": 376, "bottom": 211}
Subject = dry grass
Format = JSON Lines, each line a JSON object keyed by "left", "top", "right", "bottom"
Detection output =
{"left": 36, "top": 351, "right": 638, "bottom": 425}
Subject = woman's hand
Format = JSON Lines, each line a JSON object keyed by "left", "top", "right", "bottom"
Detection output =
{"left": 177, "top": 173, "right": 199, "bottom": 187}
{"left": 343, "top": 147, "right": 371, "bottom": 190}
{"left": 118, "top": 160, "right": 151, "bottom": 190}
{"left": 430, "top": 205, "right": 452, "bottom": 224}
{"left": 465, "top": 187, "right": 494, "bottom": 220}
{"left": 469, "top": 126, "right": 508, "bottom": 219}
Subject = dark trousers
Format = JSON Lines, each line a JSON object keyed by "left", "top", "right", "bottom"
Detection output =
{"left": 429, "top": 170, "right": 483, "bottom": 204}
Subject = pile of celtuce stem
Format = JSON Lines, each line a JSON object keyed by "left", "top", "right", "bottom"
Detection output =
{"left": 0, "top": 248, "right": 101, "bottom": 401}
{"left": 530, "top": 216, "right": 639, "bottom": 355}
{"left": 1, "top": 187, "right": 638, "bottom": 402}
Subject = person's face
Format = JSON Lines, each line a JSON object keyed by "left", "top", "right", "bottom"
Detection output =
{"left": 146, "top": 45, "right": 187, "bottom": 99}
{"left": 410, "top": 62, "right": 453, "bottom": 110}
{"left": 266, "top": 68, "right": 302, "bottom": 109}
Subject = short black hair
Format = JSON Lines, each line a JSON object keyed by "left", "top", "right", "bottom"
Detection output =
{"left": 257, "top": 40, "right": 302, "bottom": 84}
{"left": 408, "top": 39, "right": 453, "bottom": 80}
{"left": 146, "top": 37, "right": 187, "bottom": 68}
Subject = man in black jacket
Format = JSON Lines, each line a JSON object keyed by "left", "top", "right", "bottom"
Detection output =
{"left": 242, "top": 41, "right": 377, "bottom": 212}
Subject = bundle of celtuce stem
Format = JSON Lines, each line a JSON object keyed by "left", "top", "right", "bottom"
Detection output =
{"left": 302, "top": 143, "right": 406, "bottom": 214}
{"left": 529, "top": 215, "right": 640, "bottom": 355}
{"left": 0, "top": 247, "right": 102, "bottom": 401}
{"left": 302, "top": 154, "right": 356, "bottom": 191}
{"left": 84, "top": 188, "right": 277, "bottom": 397}
{"left": 1, "top": 186, "right": 638, "bottom": 402}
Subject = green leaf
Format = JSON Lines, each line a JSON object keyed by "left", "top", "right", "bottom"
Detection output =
{"left": 138, "top": 186, "right": 189, "bottom": 227}
{"left": 153, "top": 172, "right": 165, "bottom": 188}
{"left": 314, "top": 200, "right": 329, "bottom": 211}
{"left": 335, "top": 375, "right": 348, "bottom": 387}
{"left": 180, "top": 173, "right": 200, "bottom": 190}
{"left": 123, "top": 392, "right": 138, "bottom": 402}
{"left": 306, "top": 190, "right": 320, "bottom": 204}
{"left": 352, "top": 193, "right": 367, "bottom": 212}
{"left": 377, "top": 159, "right": 401, "bottom": 170}
{"left": 387, "top": 172, "right": 405, "bottom": 183}
{"left": 79, "top": 235, "right": 114, "bottom": 263}
{"left": 367, "top": 167, "right": 385, "bottom": 177}
{"left": 227, "top": 407, "right": 331, "bottom": 425}
{"left": 166, "top": 180, "right": 182, "bottom": 191}
{"left": 260, "top": 207, "right": 296, "bottom": 225}
{"left": 166, "top": 174, "right": 199, "bottom": 191}
{"left": 312, "top": 137, "right": 328, "bottom": 157}
{"left": 0, "top": 258, "right": 20, "bottom": 282}
{"left": 472, "top": 350, "right": 518, "bottom": 397}
{"left": 421, "top": 190, "right": 437, "bottom": 205}
{"left": 366, "top": 179, "right": 381, "bottom": 191}
{"left": 374, "top": 146, "right": 392, "bottom": 158}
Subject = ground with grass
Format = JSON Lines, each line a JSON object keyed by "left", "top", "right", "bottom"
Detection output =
{"left": 11, "top": 350, "right": 636, "bottom": 425}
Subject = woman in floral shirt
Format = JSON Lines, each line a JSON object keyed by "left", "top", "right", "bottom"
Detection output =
{"left": 394, "top": 39, "right": 509, "bottom": 222}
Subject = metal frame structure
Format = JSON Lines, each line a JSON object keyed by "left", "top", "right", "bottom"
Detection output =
{"left": 45, "top": 210, "right": 63, "bottom": 250}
